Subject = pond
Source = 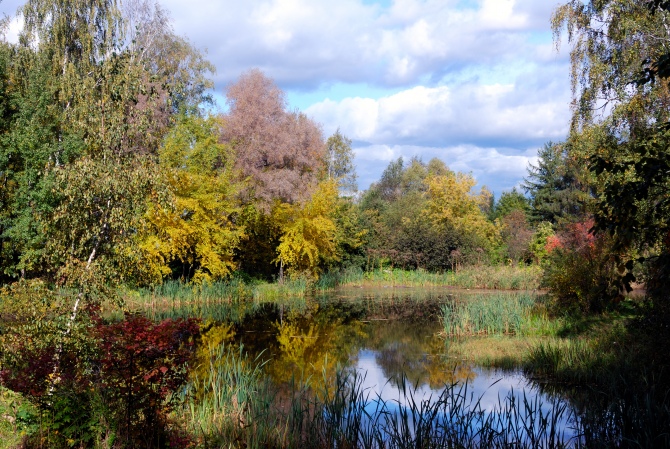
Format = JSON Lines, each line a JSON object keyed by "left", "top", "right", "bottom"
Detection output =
{"left": 218, "top": 287, "right": 583, "bottom": 446}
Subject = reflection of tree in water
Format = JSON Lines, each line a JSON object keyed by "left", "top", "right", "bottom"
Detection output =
{"left": 368, "top": 321, "right": 475, "bottom": 389}
{"left": 235, "top": 295, "right": 476, "bottom": 391}
{"left": 267, "top": 301, "right": 369, "bottom": 387}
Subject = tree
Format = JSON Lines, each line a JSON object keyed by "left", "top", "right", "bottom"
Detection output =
{"left": 524, "top": 141, "right": 592, "bottom": 224}
{"left": 141, "top": 114, "right": 245, "bottom": 284}
{"left": 358, "top": 157, "right": 494, "bottom": 270}
{"left": 553, "top": 0, "right": 670, "bottom": 303}
{"left": 376, "top": 157, "right": 405, "bottom": 201}
{"left": 274, "top": 180, "right": 340, "bottom": 278}
{"left": 423, "top": 171, "right": 499, "bottom": 251}
{"left": 221, "top": 69, "right": 325, "bottom": 208}
{"left": 489, "top": 188, "right": 529, "bottom": 221}
{"left": 325, "top": 129, "right": 357, "bottom": 194}
{"left": 499, "top": 209, "right": 533, "bottom": 263}
{"left": 552, "top": 0, "right": 670, "bottom": 131}
{"left": 122, "top": 0, "right": 215, "bottom": 112}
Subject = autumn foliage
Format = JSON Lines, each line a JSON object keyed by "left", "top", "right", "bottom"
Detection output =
{"left": 221, "top": 69, "right": 325, "bottom": 208}
{"left": 542, "top": 219, "right": 620, "bottom": 313}
{"left": 1, "top": 306, "right": 200, "bottom": 447}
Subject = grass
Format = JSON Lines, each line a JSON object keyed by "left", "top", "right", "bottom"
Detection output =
{"left": 119, "top": 265, "right": 543, "bottom": 321}
{"left": 336, "top": 265, "right": 542, "bottom": 290}
{"left": 444, "top": 336, "right": 546, "bottom": 370}
{"left": 122, "top": 278, "right": 310, "bottom": 321}
{"left": 521, "top": 322, "right": 670, "bottom": 449}
{"left": 182, "top": 344, "right": 276, "bottom": 447}
{"left": 440, "top": 293, "right": 554, "bottom": 337}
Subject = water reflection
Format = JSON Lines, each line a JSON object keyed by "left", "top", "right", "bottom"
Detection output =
{"left": 199, "top": 288, "right": 583, "bottom": 445}
{"left": 233, "top": 288, "right": 534, "bottom": 395}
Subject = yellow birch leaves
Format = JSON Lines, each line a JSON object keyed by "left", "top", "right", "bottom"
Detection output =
{"left": 424, "top": 171, "right": 499, "bottom": 249}
{"left": 140, "top": 114, "right": 245, "bottom": 283}
{"left": 274, "top": 180, "right": 340, "bottom": 277}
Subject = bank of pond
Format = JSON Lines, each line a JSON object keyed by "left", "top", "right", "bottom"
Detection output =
{"left": 2, "top": 283, "right": 669, "bottom": 448}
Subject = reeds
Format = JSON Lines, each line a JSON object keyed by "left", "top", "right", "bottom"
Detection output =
{"left": 337, "top": 265, "right": 542, "bottom": 290}
{"left": 441, "top": 293, "right": 545, "bottom": 337}
{"left": 181, "top": 345, "right": 580, "bottom": 448}
{"left": 123, "top": 278, "right": 310, "bottom": 321}
{"left": 121, "top": 265, "right": 542, "bottom": 321}
{"left": 524, "top": 341, "right": 670, "bottom": 448}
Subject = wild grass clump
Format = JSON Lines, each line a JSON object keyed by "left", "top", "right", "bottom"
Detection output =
{"left": 521, "top": 315, "right": 670, "bottom": 449}
{"left": 123, "top": 278, "right": 312, "bottom": 321}
{"left": 441, "top": 293, "right": 547, "bottom": 337}
{"left": 447, "top": 265, "right": 543, "bottom": 290}
{"left": 252, "top": 278, "right": 308, "bottom": 302}
{"left": 183, "top": 344, "right": 277, "bottom": 446}
{"left": 525, "top": 339, "right": 670, "bottom": 448}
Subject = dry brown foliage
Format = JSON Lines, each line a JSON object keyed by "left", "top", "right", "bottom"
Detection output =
{"left": 221, "top": 69, "right": 325, "bottom": 208}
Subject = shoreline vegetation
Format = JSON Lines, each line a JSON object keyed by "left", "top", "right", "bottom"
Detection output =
{"left": 4, "top": 268, "right": 666, "bottom": 448}
{"left": 121, "top": 265, "right": 542, "bottom": 321}
{"left": 166, "top": 285, "right": 668, "bottom": 448}
{"left": 2, "top": 0, "right": 670, "bottom": 446}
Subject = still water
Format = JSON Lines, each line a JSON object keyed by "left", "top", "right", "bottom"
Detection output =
{"left": 228, "top": 287, "right": 581, "bottom": 444}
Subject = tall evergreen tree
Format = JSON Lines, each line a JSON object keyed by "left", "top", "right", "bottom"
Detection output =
{"left": 523, "top": 142, "right": 591, "bottom": 224}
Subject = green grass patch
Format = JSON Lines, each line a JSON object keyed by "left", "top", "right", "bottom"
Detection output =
{"left": 336, "top": 265, "right": 542, "bottom": 290}
{"left": 444, "top": 336, "right": 551, "bottom": 370}
{"left": 440, "top": 292, "right": 551, "bottom": 337}
{"left": 122, "top": 278, "right": 310, "bottom": 321}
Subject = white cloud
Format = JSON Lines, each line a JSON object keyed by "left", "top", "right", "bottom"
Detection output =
{"left": 306, "top": 78, "right": 569, "bottom": 148}
{"left": 157, "top": 0, "right": 564, "bottom": 89}
{"left": 479, "top": 0, "right": 528, "bottom": 30}
{"left": 0, "top": 0, "right": 571, "bottom": 195}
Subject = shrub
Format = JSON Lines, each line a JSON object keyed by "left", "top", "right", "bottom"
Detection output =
{"left": 0, "top": 285, "right": 200, "bottom": 448}
{"left": 542, "top": 219, "right": 620, "bottom": 313}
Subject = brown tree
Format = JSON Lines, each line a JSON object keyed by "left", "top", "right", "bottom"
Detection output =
{"left": 500, "top": 209, "right": 533, "bottom": 263}
{"left": 221, "top": 69, "right": 325, "bottom": 208}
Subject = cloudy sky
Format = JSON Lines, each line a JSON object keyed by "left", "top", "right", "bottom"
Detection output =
{"left": 1, "top": 0, "right": 571, "bottom": 195}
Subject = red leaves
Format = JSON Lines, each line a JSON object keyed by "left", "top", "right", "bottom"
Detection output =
{"left": 545, "top": 235, "right": 563, "bottom": 254}
{"left": 96, "top": 314, "right": 200, "bottom": 411}
{"left": 546, "top": 219, "right": 598, "bottom": 256}
{"left": 1, "top": 312, "right": 201, "bottom": 443}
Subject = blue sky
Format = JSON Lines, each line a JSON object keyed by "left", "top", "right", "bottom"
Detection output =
{"left": 1, "top": 0, "right": 572, "bottom": 196}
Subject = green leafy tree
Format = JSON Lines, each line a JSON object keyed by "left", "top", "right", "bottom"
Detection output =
{"left": 489, "top": 188, "right": 529, "bottom": 221}
{"left": 552, "top": 0, "right": 670, "bottom": 310}
{"left": 524, "top": 141, "right": 592, "bottom": 224}
{"left": 325, "top": 129, "right": 358, "bottom": 194}
{"left": 359, "top": 157, "right": 495, "bottom": 270}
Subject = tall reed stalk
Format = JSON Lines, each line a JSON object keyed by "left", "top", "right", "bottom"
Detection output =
{"left": 336, "top": 265, "right": 542, "bottom": 290}
{"left": 122, "top": 278, "right": 311, "bottom": 321}
{"left": 441, "top": 293, "right": 544, "bottom": 337}
{"left": 181, "top": 345, "right": 581, "bottom": 448}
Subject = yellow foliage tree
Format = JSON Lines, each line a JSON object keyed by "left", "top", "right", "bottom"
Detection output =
{"left": 140, "top": 114, "right": 245, "bottom": 283}
{"left": 423, "top": 171, "right": 499, "bottom": 248}
{"left": 274, "top": 180, "right": 340, "bottom": 278}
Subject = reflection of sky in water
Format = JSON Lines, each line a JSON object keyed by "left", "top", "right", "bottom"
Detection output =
{"left": 233, "top": 293, "right": 581, "bottom": 444}
{"left": 352, "top": 348, "right": 580, "bottom": 442}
